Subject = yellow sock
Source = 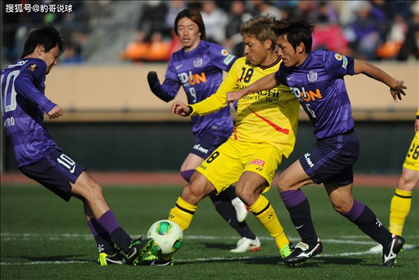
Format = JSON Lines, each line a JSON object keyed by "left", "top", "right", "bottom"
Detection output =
{"left": 249, "top": 195, "right": 289, "bottom": 249}
{"left": 168, "top": 197, "right": 197, "bottom": 231}
{"left": 389, "top": 188, "right": 412, "bottom": 236}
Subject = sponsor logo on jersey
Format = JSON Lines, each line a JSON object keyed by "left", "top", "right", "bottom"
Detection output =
{"left": 307, "top": 70, "right": 317, "bottom": 83}
{"left": 178, "top": 71, "right": 207, "bottom": 86}
{"left": 335, "top": 53, "right": 348, "bottom": 69}
{"left": 193, "top": 56, "right": 203, "bottom": 68}
{"left": 175, "top": 64, "right": 183, "bottom": 70}
{"left": 28, "top": 63, "right": 38, "bottom": 72}
{"left": 221, "top": 49, "right": 229, "bottom": 56}
{"left": 248, "top": 159, "right": 265, "bottom": 167}
{"left": 304, "top": 153, "right": 314, "bottom": 168}
{"left": 223, "top": 54, "right": 235, "bottom": 65}
{"left": 290, "top": 87, "right": 323, "bottom": 102}
{"left": 342, "top": 56, "right": 348, "bottom": 69}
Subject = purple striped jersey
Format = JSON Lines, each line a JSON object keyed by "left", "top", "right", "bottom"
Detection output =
{"left": 275, "top": 50, "right": 356, "bottom": 139}
{"left": 1, "top": 58, "right": 60, "bottom": 167}
{"left": 151, "top": 40, "right": 237, "bottom": 141}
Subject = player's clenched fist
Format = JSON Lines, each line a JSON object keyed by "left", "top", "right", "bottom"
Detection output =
{"left": 47, "top": 105, "right": 63, "bottom": 119}
{"left": 171, "top": 101, "right": 191, "bottom": 116}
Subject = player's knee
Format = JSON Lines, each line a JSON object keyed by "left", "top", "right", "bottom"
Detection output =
{"left": 331, "top": 201, "right": 352, "bottom": 214}
{"left": 277, "top": 174, "right": 291, "bottom": 193}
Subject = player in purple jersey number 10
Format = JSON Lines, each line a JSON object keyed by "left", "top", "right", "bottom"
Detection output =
{"left": 227, "top": 18, "right": 407, "bottom": 267}
{"left": 1, "top": 24, "right": 153, "bottom": 266}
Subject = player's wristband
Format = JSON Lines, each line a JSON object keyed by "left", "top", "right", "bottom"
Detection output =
{"left": 184, "top": 106, "right": 193, "bottom": 117}
{"left": 416, "top": 115, "right": 419, "bottom": 119}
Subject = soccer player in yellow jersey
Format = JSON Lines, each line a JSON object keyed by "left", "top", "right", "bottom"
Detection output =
{"left": 168, "top": 15, "right": 300, "bottom": 264}
{"left": 370, "top": 107, "right": 419, "bottom": 252}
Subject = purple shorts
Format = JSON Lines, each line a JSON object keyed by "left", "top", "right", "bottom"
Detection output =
{"left": 299, "top": 129, "right": 359, "bottom": 185}
{"left": 20, "top": 149, "right": 86, "bottom": 201}
{"left": 190, "top": 131, "right": 228, "bottom": 159}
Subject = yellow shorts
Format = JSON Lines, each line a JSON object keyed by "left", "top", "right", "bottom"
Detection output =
{"left": 196, "top": 138, "right": 284, "bottom": 194}
{"left": 403, "top": 131, "right": 419, "bottom": 171}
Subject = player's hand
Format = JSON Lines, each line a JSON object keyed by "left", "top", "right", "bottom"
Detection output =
{"left": 147, "top": 71, "right": 159, "bottom": 86}
{"left": 415, "top": 119, "right": 419, "bottom": 134}
{"left": 47, "top": 105, "right": 63, "bottom": 119}
{"left": 227, "top": 89, "right": 246, "bottom": 103}
{"left": 171, "top": 101, "right": 191, "bottom": 116}
{"left": 390, "top": 80, "right": 406, "bottom": 103}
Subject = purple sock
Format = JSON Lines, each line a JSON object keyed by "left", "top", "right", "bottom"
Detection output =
{"left": 280, "top": 189, "right": 307, "bottom": 207}
{"left": 181, "top": 169, "right": 195, "bottom": 183}
{"left": 97, "top": 210, "right": 121, "bottom": 234}
{"left": 342, "top": 199, "right": 365, "bottom": 221}
{"left": 88, "top": 218, "right": 115, "bottom": 254}
{"left": 98, "top": 210, "right": 132, "bottom": 253}
{"left": 342, "top": 200, "right": 393, "bottom": 246}
{"left": 280, "top": 190, "right": 318, "bottom": 245}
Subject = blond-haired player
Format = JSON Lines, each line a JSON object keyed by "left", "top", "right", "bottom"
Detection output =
{"left": 370, "top": 107, "right": 419, "bottom": 252}
{"left": 163, "top": 15, "right": 300, "bottom": 264}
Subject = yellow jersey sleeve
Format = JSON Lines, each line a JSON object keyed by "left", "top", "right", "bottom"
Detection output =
{"left": 416, "top": 106, "right": 419, "bottom": 118}
{"left": 189, "top": 60, "right": 239, "bottom": 116}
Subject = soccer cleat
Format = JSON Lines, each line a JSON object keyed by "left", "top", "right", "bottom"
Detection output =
{"left": 381, "top": 234, "right": 405, "bottom": 267}
{"left": 232, "top": 197, "right": 249, "bottom": 223}
{"left": 279, "top": 242, "right": 295, "bottom": 259}
{"left": 139, "top": 251, "right": 173, "bottom": 266}
{"left": 283, "top": 238, "right": 322, "bottom": 266}
{"left": 230, "top": 237, "right": 261, "bottom": 253}
{"left": 97, "top": 251, "right": 127, "bottom": 266}
{"left": 126, "top": 237, "right": 154, "bottom": 266}
{"left": 369, "top": 243, "right": 383, "bottom": 253}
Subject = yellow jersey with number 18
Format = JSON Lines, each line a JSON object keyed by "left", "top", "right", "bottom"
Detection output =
{"left": 190, "top": 56, "right": 299, "bottom": 158}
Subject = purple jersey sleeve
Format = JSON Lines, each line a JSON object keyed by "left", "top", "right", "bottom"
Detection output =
{"left": 15, "top": 60, "right": 56, "bottom": 113}
{"left": 209, "top": 44, "right": 236, "bottom": 72}
{"left": 324, "top": 52, "right": 355, "bottom": 78}
{"left": 149, "top": 58, "right": 181, "bottom": 102}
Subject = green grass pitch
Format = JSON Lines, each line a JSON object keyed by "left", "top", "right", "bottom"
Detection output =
{"left": 1, "top": 184, "right": 418, "bottom": 279}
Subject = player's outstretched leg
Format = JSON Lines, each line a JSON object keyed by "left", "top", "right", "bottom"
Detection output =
{"left": 341, "top": 199, "right": 406, "bottom": 267}
{"left": 73, "top": 172, "right": 153, "bottom": 266}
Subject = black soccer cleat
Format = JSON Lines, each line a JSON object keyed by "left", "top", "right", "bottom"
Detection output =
{"left": 381, "top": 234, "right": 405, "bottom": 267}
{"left": 283, "top": 238, "right": 322, "bottom": 266}
{"left": 126, "top": 237, "right": 154, "bottom": 266}
{"left": 139, "top": 251, "right": 174, "bottom": 266}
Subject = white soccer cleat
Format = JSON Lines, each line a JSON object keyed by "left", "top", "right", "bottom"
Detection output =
{"left": 232, "top": 197, "right": 249, "bottom": 222}
{"left": 369, "top": 243, "right": 383, "bottom": 253}
{"left": 230, "top": 237, "right": 261, "bottom": 253}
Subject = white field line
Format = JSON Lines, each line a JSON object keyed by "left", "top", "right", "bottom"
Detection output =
{"left": 1, "top": 233, "right": 417, "bottom": 266}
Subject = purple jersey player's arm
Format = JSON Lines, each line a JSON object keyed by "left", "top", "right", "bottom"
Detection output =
{"left": 147, "top": 58, "right": 181, "bottom": 102}
{"left": 15, "top": 66, "right": 63, "bottom": 119}
{"left": 226, "top": 72, "right": 278, "bottom": 103}
{"left": 353, "top": 59, "right": 406, "bottom": 103}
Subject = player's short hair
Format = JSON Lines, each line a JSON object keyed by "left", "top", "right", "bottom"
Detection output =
{"left": 174, "top": 8, "right": 207, "bottom": 40}
{"left": 273, "top": 18, "right": 315, "bottom": 53}
{"left": 240, "top": 15, "right": 277, "bottom": 49}
{"left": 21, "top": 24, "right": 65, "bottom": 58}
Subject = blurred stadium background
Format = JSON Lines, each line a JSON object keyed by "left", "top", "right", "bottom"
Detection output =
{"left": 1, "top": 0, "right": 418, "bottom": 175}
